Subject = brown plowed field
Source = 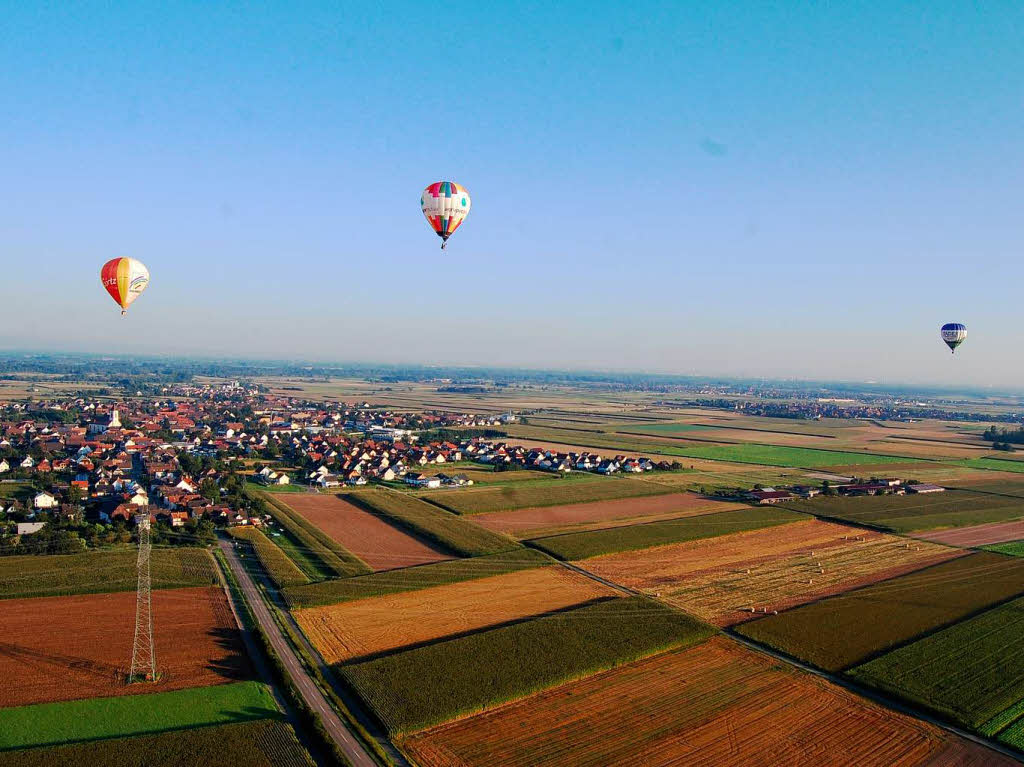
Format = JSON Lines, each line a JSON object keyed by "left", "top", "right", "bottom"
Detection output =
{"left": 471, "top": 492, "right": 747, "bottom": 538}
{"left": 910, "top": 520, "right": 1024, "bottom": 547}
{"left": 578, "top": 519, "right": 961, "bottom": 625}
{"left": 404, "top": 637, "right": 1007, "bottom": 766}
{"left": 295, "top": 566, "right": 619, "bottom": 664}
{"left": 0, "top": 586, "right": 251, "bottom": 708}
{"left": 281, "top": 494, "right": 454, "bottom": 571}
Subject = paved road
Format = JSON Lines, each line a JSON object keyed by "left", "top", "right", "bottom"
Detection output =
{"left": 218, "top": 539, "right": 378, "bottom": 767}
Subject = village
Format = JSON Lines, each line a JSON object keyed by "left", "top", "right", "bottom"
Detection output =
{"left": 0, "top": 382, "right": 676, "bottom": 552}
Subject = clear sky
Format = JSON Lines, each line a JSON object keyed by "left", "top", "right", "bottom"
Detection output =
{"left": 1, "top": 2, "right": 1021, "bottom": 386}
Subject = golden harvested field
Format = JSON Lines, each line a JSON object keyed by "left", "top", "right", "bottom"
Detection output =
{"left": 295, "top": 566, "right": 619, "bottom": 664}
{"left": 404, "top": 637, "right": 1007, "bottom": 767}
{"left": 578, "top": 519, "right": 961, "bottom": 625}
{"left": 471, "top": 492, "right": 748, "bottom": 538}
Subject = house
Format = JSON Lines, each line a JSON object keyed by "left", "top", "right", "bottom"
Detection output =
{"left": 20, "top": 457, "right": 35, "bottom": 469}
{"left": 17, "top": 522, "right": 46, "bottom": 536}
{"left": 405, "top": 472, "right": 442, "bottom": 489}
{"left": 907, "top": 483, "right": 945, "bottom": 494}
{"left": 746, "top": 489, "right": 795, "bottom": 505}
{"left": 33, "top": 491, "right": 58, "bottom": 509}
{"left": 0, "top": 459, "right": 8, "bottom": 474}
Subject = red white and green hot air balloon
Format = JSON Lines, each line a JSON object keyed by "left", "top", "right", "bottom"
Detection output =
{"left": 421, "top": 181, "right": 471, "bottom": 249}
{"left": 100, "top": 257, "right": 150, "bottom": 315}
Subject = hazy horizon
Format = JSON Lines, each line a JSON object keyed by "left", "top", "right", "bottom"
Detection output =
{"left": 2, "top": 3, "right": 1021, "bottom": 386}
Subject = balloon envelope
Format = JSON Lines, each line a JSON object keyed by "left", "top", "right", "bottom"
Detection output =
{"left": 101, "top": 258, "right": 149, "bottom": 314}
{"left": 421, "top": 181, "right": 470, "bottom": 248}
{"left": 940, "top": 322, "right": 967, "bottom": 353}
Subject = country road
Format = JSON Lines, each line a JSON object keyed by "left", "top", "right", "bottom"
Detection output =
{"left": 218, "top": 539, "right": 378, "bottom": 767}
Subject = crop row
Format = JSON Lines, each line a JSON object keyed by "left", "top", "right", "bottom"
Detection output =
{"left": 259, "top": 492, "right": 371, "bottom": 578}
{"left": 227, "top": 526, "right": 309, "bottom": 588}
{"left": 339, "top": 596, "right": 713, "bottom": 734}
{"left": 284, "top": 548, "right": 552, "bottom": 608}
{"left": 345, "top": 490, "right": 518, "bottom": 556}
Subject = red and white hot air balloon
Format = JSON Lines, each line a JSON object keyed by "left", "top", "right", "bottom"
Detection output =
{"left": 420, "top": 181, "right": 471, "bottom": 249}
{"left": 100, "top": 258, "right": 150, "bottom": 315}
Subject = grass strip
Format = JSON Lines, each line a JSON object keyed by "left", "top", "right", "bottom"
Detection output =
{"left": 227, "top": 527, "right": 309, "bottom": 588}
{"left": 0, "top": 682, "right": 278, "bottom": 751}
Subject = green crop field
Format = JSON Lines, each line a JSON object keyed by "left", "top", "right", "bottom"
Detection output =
{"left": 425, "top": 476, "right": 675, "bottom": 515}
{"left": 962, "top": 458, "right": 1024, "bottom": 474}
{"left": 283, "top": 548, "right": 552, "bottom": 608}
{"left": 737, "top": 552, "right": 1024, "bottom": 672}
{"left": 338, "top": 597, "right": 713, "bottom": 735}
{"left": 659, "top": 443, "right": 919, "bottom": 468}
{"left": 613, "top": 422, "right": 704, "bottom": 435}
{"left": 0, "top": 720, "right": 312, "bottom": 767}
{"left": 346, "top": 490, "right": 518, "bottom": 556}
{"left": 227, "top": 526, "right": 309, "bottom": 588}
{"left": 243, "top": 480, "right": 307, "bottom": 493}
{"left": 529, "top": 507, "right": 806, "bottom": 561}
{"left": 261, "top": 492, "right": 372, "bottom": 578}
{"left": 0, "top": 549, "right": 218, "bottom": 600}
{"left": 0, "top": 682, "right": 279, "bottom": 751}
{"left": 998, "top": 714, "right": 1024, "bottom": 750}
{"left": 784, "top": 490, "right": 1024, "bottom": 533}
{"left": 986, "top": 541, "right": 1024, "bottom": 557}
{"left": 849, "top": 594, "right": 1024, "bottom": 729}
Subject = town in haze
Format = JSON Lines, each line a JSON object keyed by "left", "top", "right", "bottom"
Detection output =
{"left": 3, "top": 2, "right": 1024, "bottom": 766}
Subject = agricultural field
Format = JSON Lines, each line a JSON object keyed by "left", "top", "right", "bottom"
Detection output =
{"left": 227, "top": 526, "right": 309, "bottom": 587}
{"left": 737, "top": 552, "right": 1024, "bottom": 671}
{"left": 963, "top": 457, "right": 1024, "bottom": 474}
{"left": 850, "top": 593, "right": 1024, "bottom": 729}
{"left": 339, "top": 597, "right": 712, "bottom": 735}
{"left": 471, "top": 491, "right": 749, "bottom": 538}
{"left": 297, "top": 565, "right": 619, "bottom": 664}
{"left": 425, "top": 475, "right": 675, "bottom": 515}
{"left": 0, "top": 548, "right": 218, "bottom": 600}
{"left": 578, "top": 519, "right": 958, "bottom": 625}
{"left": 0, "top": 719, "right": 313, "bottom": 767}
{"left": 259, "top": 491, "right": 372, "bottom": 577}
{"left": 345, "top": 490, "right": 518, "bottom": 556}
{"left": 529, "top": 507, "right": 806, "bottom": 560}
{"left": 987, "top": 541, "right": 1024, "bottom": 558}
{"left": 910, "top": 519, "right": 1024, "bottom": 547}
{"left": 278, "top": 493, "right": 455, "bottom": 571}
{"left": 1, "top": 586, "right": 252, "bottom": 708}
{"left": 282, "top": 548, "right": 552, "bottom": 608}
{"left": 404, "top": 636, "right": 1007, "bottom": 767}
{"left": 0, "top": 681, "right": 277, "bottom": 751}
{"left": 785, "top": 489, "right": 1024, "bottom": 533}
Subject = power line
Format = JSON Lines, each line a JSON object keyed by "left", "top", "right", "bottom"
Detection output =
{"left": 128, "top": 514, "right": 158, "bottom": 683}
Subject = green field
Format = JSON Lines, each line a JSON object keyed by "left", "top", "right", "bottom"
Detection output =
{"left": 227, "top": 526, "right": 309, "bottom": 588}
{"left": 424, "top": 476, "right": 675, "bottom": 515}
{"left": 261, "top": 492, "right": 372, "bottom": 578}
{"left": 660, "top": 443, "right": 919, "bottom": 468}
{"left": 0, "top": 720, "right": 312, "bottom": 767}
{"left": 784, "top": 490, "right": 1024, "bottom": 533}
{"left": 737, "top": 552, "right": 1024, "bottom": 672}
{"left": 283, "top": 548, "right": 552, "bottom": 608}
{"left": 998, "top": 714, "right": 1024, "bottom": 750}
{"left": 529, "top": 507, "right": 806, "bottom": 561}
{"left": 243, "top": 480, "right": 307, "bottom": 493}
{"left": 613, "top": 422, "right": 704, "bottom": 435}
{"left": 850, "top": 594, "right": 1024, "bottom": 729}
{"left": 339, "top": 597, "right": 713, "bottom": 734}
{"left": 962, "top": 458, "right": 1024, "bottom": 474}
{"left": 0, "top": 549, "right": 218, "bottom": 600}
{"left": 346, "top": 490, "right": 518, "bottom": 556}
{"left": 0, "top": 682, "right": 279, "bottom": 751}
{"left": 986, "top": 541, "right": 1024, "bottom": 557}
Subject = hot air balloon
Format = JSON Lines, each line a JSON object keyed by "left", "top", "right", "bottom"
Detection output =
{"left": 940, "top": 323, "right": 967, "bottom": 353}
{"left": 421, "top": 181, "right": 471, "bottom": 249}
{"left": 101, "top": 258, "right": 150, "bottom": 315}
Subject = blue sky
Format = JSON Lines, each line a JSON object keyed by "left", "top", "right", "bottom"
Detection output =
{"left": 1, "top": 2, "right": 1022, "bottom": 385}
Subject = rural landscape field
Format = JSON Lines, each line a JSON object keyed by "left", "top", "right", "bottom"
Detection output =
{"left": 4, "top": 4, "right": 1024, "bottom": 762}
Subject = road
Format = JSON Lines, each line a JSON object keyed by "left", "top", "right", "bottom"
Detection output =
{"left": 218, "top": 539, "right": 378, "bottom": 767}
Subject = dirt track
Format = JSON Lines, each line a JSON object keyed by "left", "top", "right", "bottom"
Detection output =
{"left": 911, "top": 520, "right": 1024, "bottom": 547}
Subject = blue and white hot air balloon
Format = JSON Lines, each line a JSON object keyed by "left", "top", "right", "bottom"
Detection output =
{"left": 940, "top": 323, "right": 967, "bottom": 354}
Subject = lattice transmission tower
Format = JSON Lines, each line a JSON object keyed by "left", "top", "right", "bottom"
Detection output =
{"left": 129, "top": 514, "right": 158, "bottom": 683}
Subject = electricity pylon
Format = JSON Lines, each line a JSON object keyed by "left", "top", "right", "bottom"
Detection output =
{"left": 129, "top": 514, "right": 157, "bottom": 683}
